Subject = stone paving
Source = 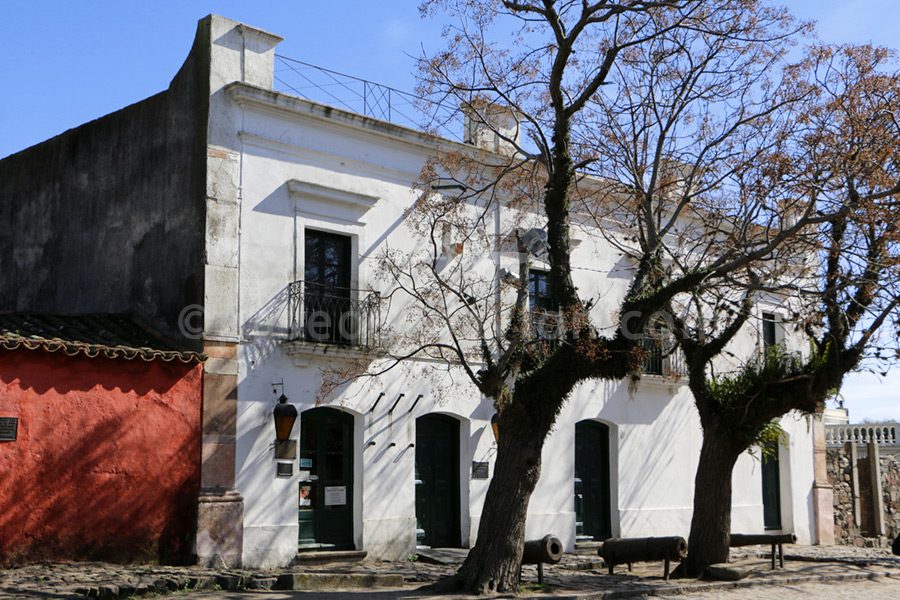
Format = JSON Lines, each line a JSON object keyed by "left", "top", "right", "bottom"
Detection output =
{"left": 1, "top": 545, "right": 899, "bottom": 600}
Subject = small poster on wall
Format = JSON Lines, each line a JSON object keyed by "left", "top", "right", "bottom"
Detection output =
{"left": 324, "top": 486, "right": 346, "bottom": 506}
{"left": 299, "top": 485, "right": 312, "bottom": 507}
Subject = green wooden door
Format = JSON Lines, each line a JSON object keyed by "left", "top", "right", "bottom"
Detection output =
{"left": 575, "top": 420, "right": 612, "bottom": 541}
{"left": 762, "top": 442, "right": 782, "bottom": 530}
{"left": 298, "top": 407, "right": 354, "bottom": 550}
{"left": 415, "top": 414, "right": 461, "bottom": 548}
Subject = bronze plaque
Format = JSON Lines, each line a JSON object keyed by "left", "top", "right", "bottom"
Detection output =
{"left": 472, "top": 461, "right": 489, "bottom": 479}
{"left": 0, "top": 417, "right": 17, "bottom": 442}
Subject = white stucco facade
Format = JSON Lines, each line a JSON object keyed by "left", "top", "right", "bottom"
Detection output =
{"left": 196, "top": 16, "right": 819, "bottom": 569}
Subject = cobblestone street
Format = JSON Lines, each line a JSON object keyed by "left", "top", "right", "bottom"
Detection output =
{"left": 648, "top": 576, "right": 900, "bottom": 600}
{"left": 2, "top": 545, "right": 900, "bottom": 599}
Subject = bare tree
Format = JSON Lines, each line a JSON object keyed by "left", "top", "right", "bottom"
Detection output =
{"left": 664, "top": 43, "right": 900, "bottom": 575}
{"left": 325, "top": 0, "right": 828, "bottom": 593}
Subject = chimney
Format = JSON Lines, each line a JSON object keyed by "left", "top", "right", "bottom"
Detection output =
{"left": 462, "top": 101, "right": 522, "bottom": 156}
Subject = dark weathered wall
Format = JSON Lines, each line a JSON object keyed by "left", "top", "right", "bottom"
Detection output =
{"left": 0, "top": 23, "right": 210, "bottom": 346}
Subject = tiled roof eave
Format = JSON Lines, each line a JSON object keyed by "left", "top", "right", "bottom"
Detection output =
{"left": 0, "top": 335, "right": 205, "bottom": 364}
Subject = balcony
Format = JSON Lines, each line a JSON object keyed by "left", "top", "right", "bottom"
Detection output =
{"left": 640, "top": 334, "right": 686, "bottom": 378}
{"left": 530, "top": 310, "right": 562, "bottom": 352}
{"left": 288, "top": 281, "right": 383, "bottom": 349}
{"left": 826, "top": 423, "right": 900, "bottom": 448}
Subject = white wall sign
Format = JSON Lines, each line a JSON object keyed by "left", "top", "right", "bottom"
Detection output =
{"left": 324, "top": 486, "right": 347, "bottom": 506}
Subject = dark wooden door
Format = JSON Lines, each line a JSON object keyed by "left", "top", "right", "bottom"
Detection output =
{"left": 415, "top": 414, "right": 461, "bottom": 548}
{"left": 304, "top": 230, "right": 352, "bottom": 344}
{"left": 298, "top": 407, "right": 354, "bottom": 550}
{"left": 575, "top": 420, "right": 612, "bottom": 541}
{"left": 762, "top": 442, "right": 782, "bottom": 530}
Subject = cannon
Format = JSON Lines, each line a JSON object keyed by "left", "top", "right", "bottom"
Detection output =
{"left": 729, "top": 532, "right": 796, "bottom": 569}
{"left": 520, "top": 534, "right": 563, "bottom": 584}
{"left": 598, "top": 536, "right": 687, "bottom": 580}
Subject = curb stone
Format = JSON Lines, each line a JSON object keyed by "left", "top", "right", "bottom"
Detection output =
{"left": 54, "top": 571, "right": 408, "bottom": 598}
{"left": 187, "top": 576, "right": 217, "bottom": 590}
{"left": 214, "top": 574, "right": 244, "bottom": 590}
{"left": 546, "top": 569, "right": 898, "bottom": 599}
{"left": 275, "top": 573, "right": 406, "bottom": 590}
{"left": 248, "top": 577, "right": 277, "bottom": 589}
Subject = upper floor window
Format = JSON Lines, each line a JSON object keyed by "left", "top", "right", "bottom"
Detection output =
{"left": 305, "top": 230, "right": 351, "bottom": 291}
{"left": 529, "top": 269, "right": 560, "bottom": 348}
{"left": 528, "top": 269, "right": 558, "bottom": 313}
{"left": 641, "top": 321, "right": 669, "bottom": 376}
{"left": 639, "top": 319, "right": 685, "bottom": 378}
{"left": 762, "top": 312, "right": 778, "bottom": 350}
{"left": 287, "top": 229, "right": 383, "bottom": 349}
{"left": 303, "top": 230, "right": 352, "bottom": 344}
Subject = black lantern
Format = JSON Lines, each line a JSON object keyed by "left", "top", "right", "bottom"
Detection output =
{"left": 491, "top": 413, "right": 499, "bottom": 444}
{"left": 273, "top": 393, "right": 298, "bottom": 442}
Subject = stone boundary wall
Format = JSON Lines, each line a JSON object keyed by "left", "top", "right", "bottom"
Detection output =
{"left": 827, "top": 444, "right": 900, "bottom": 547}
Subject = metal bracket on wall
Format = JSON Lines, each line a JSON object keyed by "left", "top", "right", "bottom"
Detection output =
{"left": 407, "top": 394, "right": 423, "bottom": 414}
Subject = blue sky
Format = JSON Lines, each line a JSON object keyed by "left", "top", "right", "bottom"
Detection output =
{"left": 2, "top": 1, "right": 898, "bottom": 422}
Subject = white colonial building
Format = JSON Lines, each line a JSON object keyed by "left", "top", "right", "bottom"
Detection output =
{"left": 204, "top": 17, "right": 826, "bottom": 568}
{"left": 0, "top": 14, "right": 833, "bottom": 569}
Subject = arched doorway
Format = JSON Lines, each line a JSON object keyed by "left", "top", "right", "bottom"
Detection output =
{"left": 298, "top": 407, "right": 355, "bottom": 550}
{"left": 415, "top": 414, "right": 461, "bottom": 547}
{"left": 575, "top": 420, "right": 612, "bottom": 541}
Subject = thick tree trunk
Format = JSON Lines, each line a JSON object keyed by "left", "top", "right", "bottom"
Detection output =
{"left": 682, "top": 429, "right": 742, "bottom": 577}
{"left": 435, "top": 414, "right": 546, "bottom": 594}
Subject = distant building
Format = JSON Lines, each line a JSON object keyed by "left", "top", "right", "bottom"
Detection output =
{"left": 0, "top": 15, "right": 828, "bottom": 568}
{"left": 824, "top": 407, "right": 850, "bottom": 425}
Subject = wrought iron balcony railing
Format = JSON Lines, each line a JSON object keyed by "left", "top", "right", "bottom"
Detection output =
{"left": 751, "top": 347, "right": 803, "bottom": 370}
{"left": 288, "top": 281, "right": 382, "bottom": 349}
{"left": 640, "top": 334, "right": 686, "bottom": 378}
{"left": 530, "top": 310, "right": 563, "bottom": 352}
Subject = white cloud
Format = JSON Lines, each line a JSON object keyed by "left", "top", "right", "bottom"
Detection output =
{"left": 379, "top": 18, "right": 411, "bottom": 46}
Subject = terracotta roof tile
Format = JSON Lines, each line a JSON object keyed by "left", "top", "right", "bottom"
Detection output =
{"left": 0, "top": 313, "right": 205, "bottom": 364}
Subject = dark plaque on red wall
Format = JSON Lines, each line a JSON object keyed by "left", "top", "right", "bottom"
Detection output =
{"left": 0, "top": 417, "right": 17, "bottom": 441}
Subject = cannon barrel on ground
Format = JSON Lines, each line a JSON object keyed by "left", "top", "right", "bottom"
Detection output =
{"left": 522, "top": 534, "right": 563, "bottom": 565}
{"left": 729, "top": 532, "right": 797, "bottom": 569}
{"left": 520, "top": 534, "right": 563, "bottom": 585}
{"left": 598, "top": 536, "right": 687, "bottom": 580}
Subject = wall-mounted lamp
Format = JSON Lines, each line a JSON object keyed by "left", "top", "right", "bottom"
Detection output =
{"left": 491, "top": 413, "right": 500, "bottom": 444}
{"left": 499, "top": 268, "right": 520, "bottom": 285}
{"left": 519, "top": 227, "right": 549, "bottom": 257}
{"left": 274, "top": 393, "right": 298, "bottom": 441}
{"left": 272, "top": 385, "right": 298, "bottom": 459}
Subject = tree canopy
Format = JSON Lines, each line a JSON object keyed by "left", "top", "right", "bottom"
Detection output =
{"left": 324, "top": 0, "right": 900, "bottom": 592}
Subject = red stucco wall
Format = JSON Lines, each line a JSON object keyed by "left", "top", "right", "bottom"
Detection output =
{"left": 0, "top": 349, "right": 202, "bottom": 565}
